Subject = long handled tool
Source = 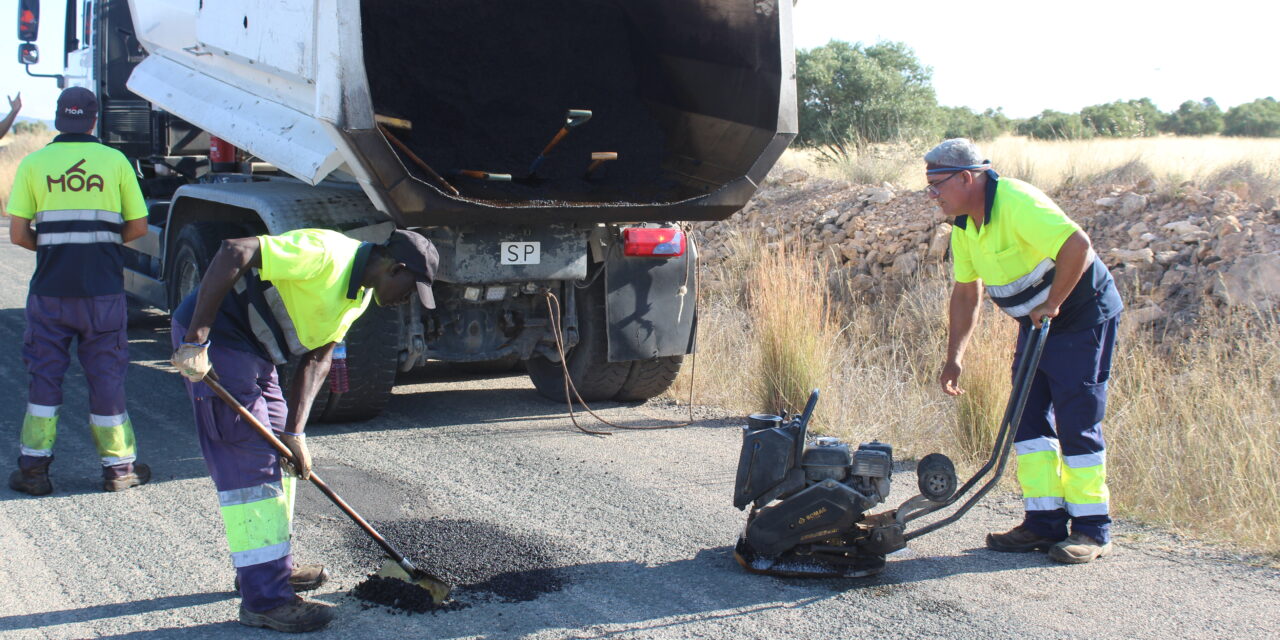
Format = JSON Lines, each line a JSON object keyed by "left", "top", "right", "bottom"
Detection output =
{"left": 201, "top": 371, "right": 452, "bottom": 604}
{"left": 527, "top": 109, "right": 592, "bottom": 176}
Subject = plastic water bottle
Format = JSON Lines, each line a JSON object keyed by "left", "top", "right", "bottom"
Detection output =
{"left": 329, "top": 342, "right": 350, "bottom": 394}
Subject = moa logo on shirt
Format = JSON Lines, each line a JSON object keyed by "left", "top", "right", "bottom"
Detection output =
{"left": 46, "top": 159, "right": 105, "bottom": 193}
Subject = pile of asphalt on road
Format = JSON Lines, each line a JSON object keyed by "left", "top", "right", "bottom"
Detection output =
{"left": 361, "top": 0, "right": 674, "bottom": 204}
{"left": 348, "top": 518, "right": 572, "bottom": 613}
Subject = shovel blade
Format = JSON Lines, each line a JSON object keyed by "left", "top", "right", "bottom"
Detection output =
{"left": 376, "top": 559, "right": 453, "bottom": 604}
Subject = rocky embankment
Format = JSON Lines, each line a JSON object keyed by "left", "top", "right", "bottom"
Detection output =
{"left": 692, "top": 169, "right": 1280, "bottom": 328}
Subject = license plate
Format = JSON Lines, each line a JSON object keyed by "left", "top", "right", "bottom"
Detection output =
{"left": 500, "top": 241, "right": 541, "bottom": 265}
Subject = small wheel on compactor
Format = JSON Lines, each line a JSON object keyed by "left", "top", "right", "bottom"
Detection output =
{"left": 917, "top": 453, "right": 958, "bottom": 502}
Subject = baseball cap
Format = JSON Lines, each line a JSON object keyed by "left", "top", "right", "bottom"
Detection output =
{"left": 55, "top": 87, "right": 98, "bottom": 133}
{"left": 386, "top": 229, "right": 439, "bottom": 309}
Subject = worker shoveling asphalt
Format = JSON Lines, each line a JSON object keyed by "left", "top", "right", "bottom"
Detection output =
{"left": 170, "top": 227, "right": 447, "bottom": 632}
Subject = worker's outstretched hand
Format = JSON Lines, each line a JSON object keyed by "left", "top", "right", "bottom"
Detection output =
{"left": 939, "top": 360, "right": 965, "bottom": 396}
{"left": 172, "top": 343, "right": 211, "bottom": 381}
{"left": 8, "top": 93, "right": 20, "bottom": 113}
{"left": 278, "top": 432, "right": 312, "bottom": 480}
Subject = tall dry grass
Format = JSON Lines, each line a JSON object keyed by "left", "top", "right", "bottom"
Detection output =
{"left": 676, "top": 240, "right": 1280, "bottom": 558}
{"left": 778, "top": 135, "right": 1280, "bottom": 205}
{"left": 0, "top": 131, "right": 54, "bottom": 212}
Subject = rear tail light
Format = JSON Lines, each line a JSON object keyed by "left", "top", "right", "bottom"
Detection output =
{"left": 623, "top": 227, "right": 685, "bottom": 257}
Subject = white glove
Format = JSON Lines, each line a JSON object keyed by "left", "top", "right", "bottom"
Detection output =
{"left": 171, "top": 341, "right": 211, "bottom": 382}
{"left": 277, "top": 432, "right": 312, "bottom": 480}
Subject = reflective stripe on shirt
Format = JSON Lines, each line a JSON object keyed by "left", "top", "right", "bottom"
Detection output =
{"left": 36, "top": 230, "right": 122, "bottom": 246}
{"left": 34, "top": 208, "right": 124, "bottom": 225}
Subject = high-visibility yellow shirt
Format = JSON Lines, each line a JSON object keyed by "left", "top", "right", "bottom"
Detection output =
{"left": 950, "top": 177, "right": 1080, "bottom": 286}
{"left": 5, "top": 133, "right": 147, "bottom": 296}
{"left": 258, "top": 229, "right": 373, "bottom": 351}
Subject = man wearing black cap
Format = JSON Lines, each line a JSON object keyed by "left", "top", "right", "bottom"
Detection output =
{"left": 6, "top": 86, "right": 150, "bottom": 496}
{"left": 169, "top": 227, "right": 436, "bottom": 632}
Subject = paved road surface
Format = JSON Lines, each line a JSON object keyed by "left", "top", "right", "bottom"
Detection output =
{"left": 0, "top": 240, "right": 1276, "bottom": 639}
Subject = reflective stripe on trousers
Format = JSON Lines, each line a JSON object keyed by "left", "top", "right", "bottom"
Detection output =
{"left": 1012, "top": 316, "right": 1118, "bottom": 543}
{"left": 219, "top": 476, "right": 297, "bottom": 567}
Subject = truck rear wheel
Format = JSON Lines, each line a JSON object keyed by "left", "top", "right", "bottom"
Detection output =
{"left": 526, "top": 280, "right": 630, "bottom": 402}
{"left": 308, "top": 304, "right": 401, "bottom": 423}
{"left": 613, "top": 355, "right": 684, "bottom": 401}
{"left": 167, "top": 222, "right": 243, "bottom": 309}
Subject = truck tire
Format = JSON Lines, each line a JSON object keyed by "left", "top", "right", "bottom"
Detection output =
{"left": 613, "top": 355, "right": 684, "bottom": 401}
{"left": 308, "top": 304, "right": 401, "bottom": 423}
{"left": 526, "top": 280, "right": 630, "bottom": 403}
{"left": 167, "top": 222, "right": 241, "bottom": 309}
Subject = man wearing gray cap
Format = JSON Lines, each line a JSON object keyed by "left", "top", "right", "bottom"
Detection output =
{"left": 168, "top": 227, "right": 437, "bottom": 632}
{"left": 925, "top": 138, "right": 1122, "bottom": 565}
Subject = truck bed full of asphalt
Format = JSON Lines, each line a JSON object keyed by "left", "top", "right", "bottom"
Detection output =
{"left": 0, "top": 239, "right": 1277, "bottom": 639}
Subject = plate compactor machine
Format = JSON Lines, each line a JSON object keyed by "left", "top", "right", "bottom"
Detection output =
{"left": 731, "top": 321, "right": 1052, "bottom": 578}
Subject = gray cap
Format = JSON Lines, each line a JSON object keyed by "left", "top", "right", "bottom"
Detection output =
{"left": 386, "top": 230, "right": 439, "bottom": 309}
{"left": 924, "top": 138, "right": 986, "bottom": 172}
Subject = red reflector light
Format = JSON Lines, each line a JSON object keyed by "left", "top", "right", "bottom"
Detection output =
{"left": 623, "top": 227, "right": 685, "bottom": 257}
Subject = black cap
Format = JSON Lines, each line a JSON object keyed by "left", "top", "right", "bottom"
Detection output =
{"left": 55, "top": 87, "right": 98, "bottom": 133}
{"left": 386, "top": 229, "right": 439, "bottom": 309}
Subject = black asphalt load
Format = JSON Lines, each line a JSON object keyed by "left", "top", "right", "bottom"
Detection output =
{"left": 347, "top": 518, "right": 571, "bottom": 613}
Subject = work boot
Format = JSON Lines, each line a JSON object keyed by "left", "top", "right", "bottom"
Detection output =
{"left": 104, "top": 463, "right": 151, "bottom": 492}
{"left": 236, "top": 564, "right": 329, "bottom": 592}
{"left": 8, "top": 457, "right": 53, "bottom": 496}
{"left": 239, "top": 596, "right": 335, "bottom": 633}
{"left": 1049, "top": 533, "right": 1112, "bottom": 564}
{"left": 986, "top": 524, "right": 1064, "bottom": 552}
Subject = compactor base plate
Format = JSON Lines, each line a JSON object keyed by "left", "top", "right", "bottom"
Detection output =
{"left": 733, "top": 537, "right": 885, "bottom": 578}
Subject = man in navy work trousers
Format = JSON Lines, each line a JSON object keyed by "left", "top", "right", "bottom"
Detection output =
{"left": 6, "top": 87, "right": 150, "bottom": 495}
{"left": 927, "top": 138, "right": 1123, "bottom": 564}
{"left": 170, "top": 227, "right": 437, "bottom": 633}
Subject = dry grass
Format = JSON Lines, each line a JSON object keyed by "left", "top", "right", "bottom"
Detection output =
{"left": 676, "top": 241, "right": 1280, "bottom": 558}
{"left": 781, "top": 135, "right": 1280, "bottom": 204}
{"left": 0, "top": 131, "right": 54, "bottom": 212}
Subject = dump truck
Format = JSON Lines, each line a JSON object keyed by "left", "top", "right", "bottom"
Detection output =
{"left": 15, "top": 0, "right": 797, "bottom": 421}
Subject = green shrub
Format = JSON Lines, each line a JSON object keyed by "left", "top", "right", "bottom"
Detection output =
{"left": 1224, "top": 98, "right": 1280, "bottom": 137}
{"left": 1162, "top": 98, "right": 1224, "bottom": 136}
{"left": 1017, "top": 110, "right": 1095, "bottom": 140}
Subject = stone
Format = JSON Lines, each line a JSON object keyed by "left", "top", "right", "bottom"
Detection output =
{"left": 1095, "top": 197, "right": 1119, "bottom": 208}
{"left": 1109, "top": 248, "right": 1154, "bottom": 265}
{"left": 1154, "top": 250, "right": 1181, "bottom": 266}
{"left": 1119, "top": 193, "right": 1148, "bottom": 216}
{"left": 1126, "top": 221, "right": 1149, "bottom": 240}
{"left": 1163, "top": 220, "right": 1210, "bottom": 242}
{"left": 888, "top": 252, "right": 919, "bottom": 278}
{"left": 1128, "top": 304, "right": 1166, "bottom": 324}
{"left": 1212, "top": 252, "right": 1280, "bottom": 308}
{"left": 864, "top": 187, "right": 894, "bottom": 205}
{"left": 782, "top": 168, "right": 809, "bottom": 185}
{"left": 847, "top": 274, "right": 875, "bottom": 293}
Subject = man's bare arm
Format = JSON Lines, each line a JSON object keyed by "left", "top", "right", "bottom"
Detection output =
{"left": 121, "top": 218, "right": 148, "bottom": 243}
{"left": 1028, "top": 230, "right": 1091, "bottom": 328}
{"left": 941, "top": 279, "right": 982, "bottom": 396}
{"left": 9, "top": 216, "right": 36, "bottom": 251}
{"left": 284, "top": 343, "right": 336, "bottom": 435}
{"left": 183, "top": 237, "right": 262, "bottom": 344}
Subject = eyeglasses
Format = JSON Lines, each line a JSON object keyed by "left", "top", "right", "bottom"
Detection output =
{"left": 925, "top": 170, "right": 966, "bottom": 197}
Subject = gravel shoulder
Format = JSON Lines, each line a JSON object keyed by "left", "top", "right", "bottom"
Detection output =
{"left": 0, "top": 241, "right": 1276, "bottom": 640}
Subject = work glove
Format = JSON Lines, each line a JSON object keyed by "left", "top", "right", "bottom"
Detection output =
{"left": 171, "top": 342, "right": 211, "bottom": 382}
{"left": 277, "top": 432, "right": 312, "bottom": 480}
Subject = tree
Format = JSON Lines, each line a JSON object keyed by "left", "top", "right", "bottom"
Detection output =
{"left": 1162, "top": 98, "right": 1224, "bottom": 136}
{"left": 1080, "top": 99, "right": 1163, "bottom": 137}
{"left": 1223, "top": 98, "right": 1280, "bottom": 137}
{"left": 795, "top": 40, "right": 940, "bottom": 154}
{"left": 1017, "top": 110, "right": 1094, "bottom": 140}
{"left": 941, "top": 106, "right": 1011, "bottom": 141}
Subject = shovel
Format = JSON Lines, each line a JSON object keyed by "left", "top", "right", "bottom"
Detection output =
{"left": 527, "top": 109, "right": 593, "bottom": 176}
{"left": 201, "top": 370, "right": 452, "bottom": 604}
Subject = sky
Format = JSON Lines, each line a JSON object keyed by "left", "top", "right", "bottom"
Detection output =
{"left": 2, "top": 0, "right": 1277, "bottom": 121}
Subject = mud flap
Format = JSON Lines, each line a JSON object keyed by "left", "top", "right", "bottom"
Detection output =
{"left": 603, "top": 237, "right": 698, "bottom": 362}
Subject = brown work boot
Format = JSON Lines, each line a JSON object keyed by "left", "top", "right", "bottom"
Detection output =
{"left": 986, "top": 524, "right": 1063, "bottom": 552}
{"left": 239, "top": 596, "right": 335, "bottom": 633}
{"left": 104, "top": 463, "right": 151, "bottom": 492}
{"left": 8, "top": 458, "right": 53, "bottom": 496}
{"left": 1049, "top": 533, "right": 1112, "bottom": 564}
{"left": 237, "top": 564, "right": 329, "bottom": 592}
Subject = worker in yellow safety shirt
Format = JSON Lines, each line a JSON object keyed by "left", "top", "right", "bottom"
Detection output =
{"left": 6, "top": 87, "right": 150, "bottom": 495}
{"left": 169, "top": 227, "right": 438, "bottom": 632}
{"left": 927, "top": 138, "right": 1122, "bottom": 564}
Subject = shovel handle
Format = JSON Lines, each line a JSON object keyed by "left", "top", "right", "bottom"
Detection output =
{"left": 200, "top": 372, "right": 412, "bottom": 567}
